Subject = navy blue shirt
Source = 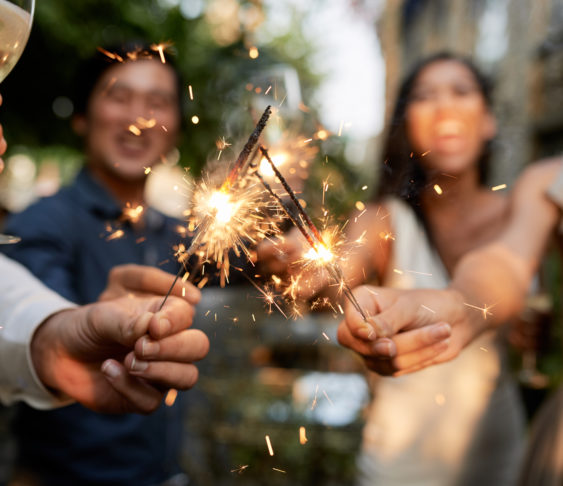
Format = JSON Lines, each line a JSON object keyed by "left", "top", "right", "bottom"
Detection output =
{"left": 3, "top": 168, "right": 187, "bottom": 486}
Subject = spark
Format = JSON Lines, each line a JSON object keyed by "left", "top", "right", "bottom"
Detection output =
{"left": 492, "top": 184, "right": 507, "bottom": 191}
{"left": 265, "top": 85, "right": 272, "bottom": 95}
{"left": 420, "top": 304, "right": 436, "bottom": 314}
{"left": 355, "top": 201, "right": 366, "bottom": 211}
{"left": 480, "top": 346, "right": 489, "bottom": 352}
{"left": 406, "top": 270, "right": 432, "bottom": 276}
{"left": 433, "top": 184, "right": 443, "bottom": 195}
{"left": 136, "top": 117, "right": 156, "bottom": 129}
{"left": 164, "top": 389, "right": 178, "bottom": 406}
{"left": 265, "top": 435, "right": 274, "bottom": 456}
{"left": 321, "top": 332, "right": 330, "bottom": 341}
{"left": 230, "top": 465, "right": 249, "bottom": 474}
{"left": 249, "top": 46, "right": 259, "bottom": 59}
{"left": 323, "top": 390, "right": 334, "bottom": 406}
{"left": 144, "top": 167, "right": 152, "bottom": 175}
{"left": 106, "top": 229, "right": 124, "bottom": 241}
{"left": 121, "top": 203, "right": 144, "bottom": 224}
{"left": 191, "top": 116, "right": 200, "bottom": 125}
{"left": 273, "top": 468, "right": 286, "bottom": 473}
{"left": 463, "top": 302, "right": 495, "bottom": 319}
{"left": 128, "top": 125, "right": 141, "bottom": 136}
{"left": 188, "top": 85, "right": 194, "bottom": 101}
{"left": 361, "top": 185, "right": 368, "bottom": 190}
{"left": 311, "top": 384, "right": 319, "bottom": 410}
{"left": 97, "top": 47, "right": 123, "bottom": 62}
{"left": 299, "top": 426, "right": 308, "bottom": 444}
{"left": 393, "top": 268, "right": 403, "bottom": 275}
{"left": 421, "top": 150, "right": 431, "bottom": 157}
{"left": 150, "top": 42, "right": 172, "bottom": 63}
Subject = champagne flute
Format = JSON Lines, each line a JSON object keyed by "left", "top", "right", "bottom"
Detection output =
{"left": 0, "top": 0, "right": 35, "bottom": 243}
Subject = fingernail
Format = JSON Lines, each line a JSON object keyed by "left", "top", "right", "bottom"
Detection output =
{"left": 101, "top": 361, "right": 120, "bottom": 378}
{"left": 142, "top": 337, "right": 160, "bottom": 357}
{"left": 430, "top": 323, "right": 451, "bottom": 341}
{"left": 372, "top": 340, "right": 393, "bottom": 357}
{"left": 357, "top": 325, "right": 377, "bottom": 341}
{"left": 130, "top": 357, "right": 149, "bottom": 372}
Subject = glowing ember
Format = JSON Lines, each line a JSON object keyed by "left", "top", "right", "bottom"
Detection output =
{"left": 299, "top": 426, "right": 308, "bottom": 444}
{"left": 122, "top": 203, "right": 144, "bottom": 224}
{"left": 265, "top": 435, "right": 274, "bottom": 456}
{"left": 165, "top": 389, "right": 178, "bottom": 406}
{"left": 128, "top": 125, "right": 141, "bottom": 136}
{"left": 150, "top": 42, "right": 172, "bottom": 63}
{"left": 433, "top": 184, "right": 443, "bottom": 195}
{"left": 106, "top": 229, "right": 124, "bottom": 241}
{"left": 492, "top": 184, "right": 507, "bottom": 191}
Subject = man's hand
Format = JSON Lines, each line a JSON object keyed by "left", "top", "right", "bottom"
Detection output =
{"left": 99, "top": 264, "right": 200, "bottom": 305}
{"left": 337, "top": 285, "right": 487, "bottom": 376}
{"left": 31, "top": 294, "right": 208, "bottom": 414}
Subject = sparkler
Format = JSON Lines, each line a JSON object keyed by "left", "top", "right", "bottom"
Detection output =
{"left": 255, "top": 146, "right": 368, "bottom": 322}
{"left": 158, "top": 106, "right": 274, "bottom": 310}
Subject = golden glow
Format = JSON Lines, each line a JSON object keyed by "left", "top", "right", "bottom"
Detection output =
{"left": 259, "top": 152, "right": 288, "bottom": 177}
{"left": 249, "top": 46, "right": 259, "bottom": 59}
{"left": 191, "top": 115, "right": 200, "bottom": 125}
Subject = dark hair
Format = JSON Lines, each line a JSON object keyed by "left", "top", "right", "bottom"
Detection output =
{"left": 375, "top": 52, "right": 494, "bottom": 221}
{"left": 72, "top": 41, "right": 184, "bottom": 119}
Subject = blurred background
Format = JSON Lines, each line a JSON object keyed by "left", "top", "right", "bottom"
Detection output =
{"left": 1, "top": 0, "right": 563, "bottom": 485}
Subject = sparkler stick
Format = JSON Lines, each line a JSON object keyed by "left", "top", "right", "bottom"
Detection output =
{"left": 257, "top": 146, "right": 368, "bottom": 322}
{"left": 158, "top": 106, "right": 273, "bottom": 310}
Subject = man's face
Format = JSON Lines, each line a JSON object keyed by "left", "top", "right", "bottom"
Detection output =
{"left": 77, "top": 59, "right": 181, "bottom": 183}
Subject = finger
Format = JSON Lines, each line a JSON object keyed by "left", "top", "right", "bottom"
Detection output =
{"left": 109, "top": 264, "right": 201, "bottom": 305}
{"left": 343, "top": 286, "right": 383, "bottom": 341}
{"left": 389, "top": 339, "right": 450, "bottom": 372}
{"left": 125, "top": 358, "right": 200, "bottom": 391}
{"left": 337, "top": 321, "right": 396, "bottom": 358}
{"left": 393, "top": 322, "right": 451, "bottom": 355}
{"left": 148, "top": 297, "right": 196, "bottom": 339}
{"left": 134, "top": 329, "right": 210, "bottom": 362}
{"left": 101, "top": 359, "right": 164, "bottom": 413}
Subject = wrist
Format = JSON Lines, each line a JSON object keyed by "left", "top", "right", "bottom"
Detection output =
{"left": 30, "top": 309, "right": 72, "bottom": 392}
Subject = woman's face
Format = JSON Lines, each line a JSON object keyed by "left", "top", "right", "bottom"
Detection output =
{"left": 405, "top": 59, "right": 496, "bottom": 176}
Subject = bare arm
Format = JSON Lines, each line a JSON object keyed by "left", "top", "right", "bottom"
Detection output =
{"left": 338, "top": 159, "right": 562, "bottom": 375}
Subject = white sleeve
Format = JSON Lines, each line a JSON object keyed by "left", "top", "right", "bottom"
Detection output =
{"left": 0, "top": 254, "right": 75, "bottom": 409}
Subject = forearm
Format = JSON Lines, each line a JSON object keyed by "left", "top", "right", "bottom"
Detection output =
{"left": 449, "top": 242, "right": 531, "bottom": 340}
{"left": 0, "top": 255, "right": 75, "bottom": 408}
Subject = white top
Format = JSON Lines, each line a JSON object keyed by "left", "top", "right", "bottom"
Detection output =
{"left": 0, "top": 254, "right": 74, "bottom": 409}
{"left": 357, "top": 198, "right": 524, "bottom": 486}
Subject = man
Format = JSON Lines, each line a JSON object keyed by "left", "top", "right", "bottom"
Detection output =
{"left": 2, "top": 44, "right": 202, "bottom": 486}
{"left": 0, "top": 95, "right": 207, "bottom": 415}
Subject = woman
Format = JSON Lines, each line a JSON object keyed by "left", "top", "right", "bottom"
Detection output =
{"left": 343, "top": 52, "right": 526, "bottom": 486}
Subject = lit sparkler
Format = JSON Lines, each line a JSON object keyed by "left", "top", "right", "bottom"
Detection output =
{"left": 158, "top": 106, "right": 274, "bottom": 309}
{"left": 255, "top": 146, "right": 368, "bottom": 321}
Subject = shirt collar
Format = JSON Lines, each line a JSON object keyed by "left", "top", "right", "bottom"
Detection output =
{"left": 72, "top": 167, "right": 167, "bottom": 231}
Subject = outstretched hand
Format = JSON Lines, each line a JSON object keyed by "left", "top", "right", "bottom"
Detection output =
{"left": 337, "top": 285, "right": 485, "bottom": 376}
{"left": 31, "top": 294, "right": 208, "bottom": 414}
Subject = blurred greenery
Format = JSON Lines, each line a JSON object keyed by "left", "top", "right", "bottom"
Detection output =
{"left": 1, "top": 0, "right": 361, "bottom": 218}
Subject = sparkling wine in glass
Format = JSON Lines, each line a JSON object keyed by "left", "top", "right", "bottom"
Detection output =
{"left": 0, "top": 0, "right": 35, "bottom": 243}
